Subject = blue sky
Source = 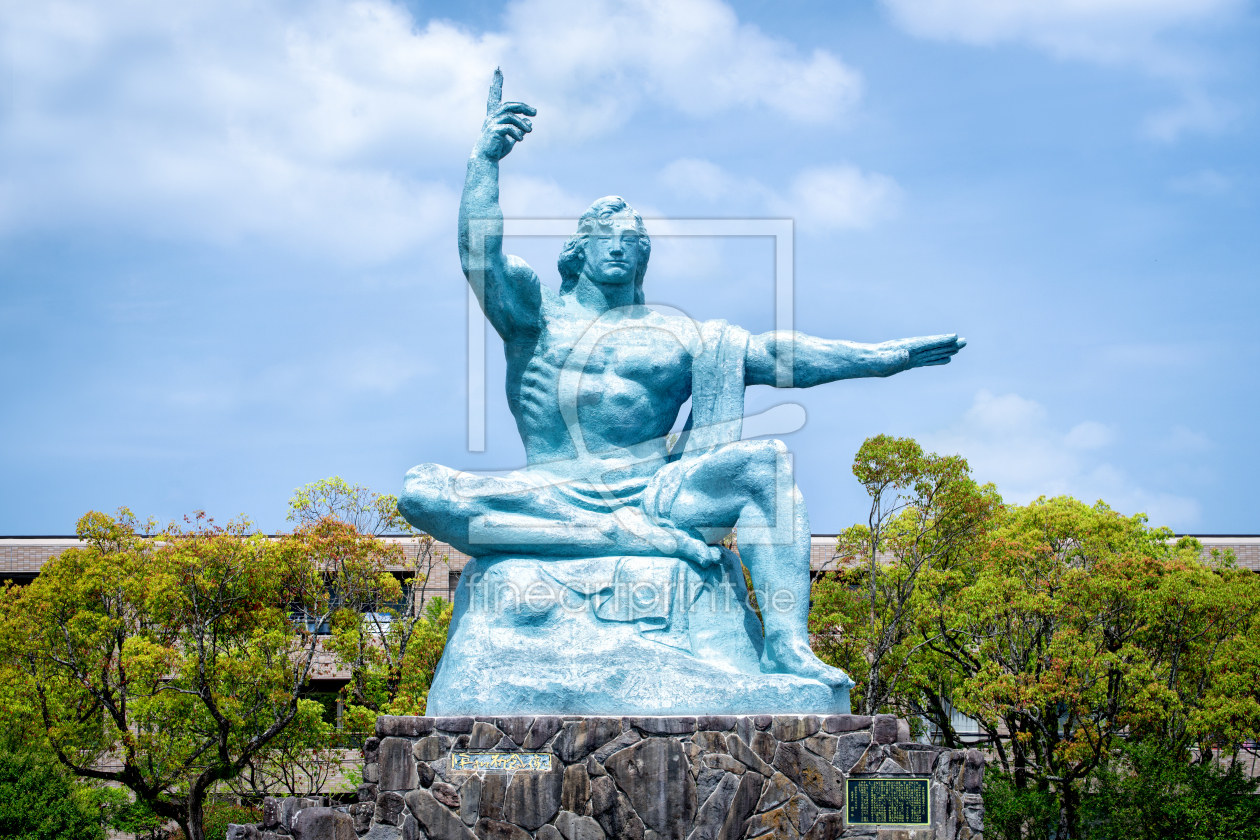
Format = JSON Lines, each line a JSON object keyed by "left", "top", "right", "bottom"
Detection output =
{"left": 1, "top": 0, "right": 1256, "bottom": 535}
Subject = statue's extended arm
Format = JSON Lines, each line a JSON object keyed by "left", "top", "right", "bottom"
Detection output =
{"left": 458, "top": 70, "right": 542, "bottom": 338}
{"left": 745, "top": 332, "right": 966, "bottom": 387}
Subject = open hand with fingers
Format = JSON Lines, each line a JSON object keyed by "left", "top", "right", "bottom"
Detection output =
{"left": 876, "top": 334, "right": 967, "bottom": 374}
{"left": 475, "top": 68, "right": 537, "bottom": 162}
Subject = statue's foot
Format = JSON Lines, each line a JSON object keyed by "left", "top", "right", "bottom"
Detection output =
{"left": 667, "top": 528, "right": 722, "bottom": 567}
{"left": 762, "top": 635, "right": 853, "bottom": 689}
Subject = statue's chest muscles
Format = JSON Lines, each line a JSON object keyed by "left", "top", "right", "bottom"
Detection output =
{"left": 583, "top": 332, "right": 690, "bottom": 392}
{"left": 508, "top": 323, "right": 691, "bottom": 407}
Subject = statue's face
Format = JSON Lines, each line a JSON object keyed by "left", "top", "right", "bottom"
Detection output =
{"left": 582, "top": 212, "right": 645, "bottom": 286}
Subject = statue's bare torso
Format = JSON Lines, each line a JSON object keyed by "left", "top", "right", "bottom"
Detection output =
{"left": 507, "top": 294, "right": 694, "bottom": 479}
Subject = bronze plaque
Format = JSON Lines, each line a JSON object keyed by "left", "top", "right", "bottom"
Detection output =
{"left": 846, "top": 776, "right": 931, "bottom": 826}
{"left": 448, "top": 752, "right": 552, "bottom": 774}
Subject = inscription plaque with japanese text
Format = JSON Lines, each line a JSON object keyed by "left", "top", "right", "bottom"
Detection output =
{"left": 449, "top": 752, "right": 552, "bottom": 774}
{"left": 846, "top": 776, "right": 930, "bottom": 826}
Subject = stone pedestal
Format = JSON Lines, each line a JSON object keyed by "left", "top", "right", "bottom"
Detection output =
{"left": 352, "top": 714, "right": 984, "bottom": 840}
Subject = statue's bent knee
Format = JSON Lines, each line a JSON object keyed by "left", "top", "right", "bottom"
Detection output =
{"left": 750, "top": 438, "right": 790, "bottom": 461}
{"left": 399, "top": 463, "right": 458, "bottom": 527}
{"left": 730, "top": 439, "right": 791, "bottom": 486}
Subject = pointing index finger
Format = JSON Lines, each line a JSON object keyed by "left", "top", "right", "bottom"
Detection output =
{"left": 486, "top": 67, "right": 503, "bottom": 116}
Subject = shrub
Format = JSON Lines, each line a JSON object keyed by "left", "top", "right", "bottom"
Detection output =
{"left": 983, "top": 769, "right": 1058, "bottom": 840}
{"left": 0, "top": 746, "right": 105, "bottom": 840}
{"left": 1081, "top": 740, "right": 1260, "bottom": 840}
{"left": 170, "top": 804, "right": 261, "bottom": 840}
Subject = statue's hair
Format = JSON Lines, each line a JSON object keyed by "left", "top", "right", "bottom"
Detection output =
{"left": 557, "top": 196, "right": 651, "bottom": 304}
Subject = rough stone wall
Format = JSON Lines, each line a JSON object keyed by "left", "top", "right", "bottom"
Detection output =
{"left": 318, "top": 714, "right": 984, "bottom": 840}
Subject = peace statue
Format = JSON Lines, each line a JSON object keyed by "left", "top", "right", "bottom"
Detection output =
{"left": 400, "top": 72, "right": 965, "bottom": 715}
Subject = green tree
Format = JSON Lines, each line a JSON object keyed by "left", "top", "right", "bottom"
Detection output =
{"left": 0, "top": 509, "right": 392, "bottom": 840}
{"left": 925, "top": 498, "right": 1171, "bottom": 834}
{"left": 808, "top": 567, "right": 870, "bottom": 704}
{"left": 915, "top": 497, "right": 1260, "bottom": 838}
{"left": 223, "top": 698, "right": 339, "bottom": 798}
{"left": 1126, "top": 540, "right": 1260, "bottom": 756}
{"left": 97, "top": 791, "right": 166, "bottom": 840}
{"left": 811, "top": 436, "right": 1260, "bottom": 838}
{"left": 288, "top": 476, "right": 410, "bottom": 537}
{"left": 288, "top": 477, "right": 451, "bottom": 716}
{"left": 983, "top": 768, "right": 1060, "bottom": 840}
{"left": 193, "top": 803, "right": 262, "bottom": 840}
{"left": 817, "top": 435, "right": 999, "bottom": 716}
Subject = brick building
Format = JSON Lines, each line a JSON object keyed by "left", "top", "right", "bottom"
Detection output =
{"left": 4, "top": 532, "right": 1256, "bottom": 590}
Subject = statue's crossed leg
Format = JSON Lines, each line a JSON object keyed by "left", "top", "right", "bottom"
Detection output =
{"left": 399, "top": 438, "right": 849, "bottom": 688}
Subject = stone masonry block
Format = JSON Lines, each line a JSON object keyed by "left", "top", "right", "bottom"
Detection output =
{"left": 378, "top": 738, "right": 417, "bottom": 791}
{"left": 376, "top": 717, "right": 434, "bottom": 738}
{"left": 290, "top": 808, "right": 355, "bottom": 840}
{"left": 872, "top": 715, "right": 899, "bottom": 745}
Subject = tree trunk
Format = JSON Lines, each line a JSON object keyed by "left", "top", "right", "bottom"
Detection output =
{"left": 1011, "top": 718, "right": 1028, "bottom": 789}
{"left": 185, "top": 789, "right": 206, "bottom": 840}
{"left": 924, "top": 691, "right": 957, "bottom": 748}
{"left": 989, "top": 726, "right": 1010, "bottom": 774}
{"left": 1060, "top": 780, "right": 1080, "bottom": 840}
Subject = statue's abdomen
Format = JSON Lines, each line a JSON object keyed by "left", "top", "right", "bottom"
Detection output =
{"left": 504, "top": 337, "right": 576, "bottom": 463}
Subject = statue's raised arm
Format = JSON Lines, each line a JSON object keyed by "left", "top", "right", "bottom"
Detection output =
{"left": 457, "top": 70, "right": 542, "bottom": 339}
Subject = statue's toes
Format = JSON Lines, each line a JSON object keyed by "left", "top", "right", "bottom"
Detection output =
{"left": 765, "top": 643, "right": 854, "bottom": 689}
{"left": 675, "top": 534, "right": 720, "bottom": 567}
{"left": 796, "top": 660, "right": 853, "bottom": 690}
{"left": 814, "top": 662, "right": 856, "bottom": 690}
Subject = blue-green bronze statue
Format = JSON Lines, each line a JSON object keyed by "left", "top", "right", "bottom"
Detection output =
{"left": 401, "top": 72, "right": 965, "bottom": 715}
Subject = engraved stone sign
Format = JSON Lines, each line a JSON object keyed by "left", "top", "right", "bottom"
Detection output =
{"left": 449, "top": 752, "right": 553, "bottom": 774}
{"left": 846, "top": 776, "right": 931, "bottom": 827}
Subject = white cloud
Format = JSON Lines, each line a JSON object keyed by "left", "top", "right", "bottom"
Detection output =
{"left": 1064, "top": 420, "right": 1116, "bottom": 450}
{"left": 499, "top": 175, "right": 590, "bottom": 218}
{"left": 0, "top": 0, "right": 493, "bottom": 260}
{"left": 660, "top": 158, "right": 902, "bottom": 231}
{"left": 504, "top": 0, "right": 863, "bottom": 127}
{"left": 774, "top": 166, "right": 903, "bottom": 231}
{"left": 1143, "top": 91, "right": 1236, "bottom": 141}
{"left": 880, "top": 0, "right": 1244, "bottom": 140}
{"left": 881, "top": 0, "right": 1240, "bottom": 62}
{"left": 0, "top": 0, "right": 863, "bottom": 258}
{"left": 660, "top": 159, "right": 756, "bottom": 204}
{"left": 923, "top": 390, "right": 1202, "bottom": 529}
